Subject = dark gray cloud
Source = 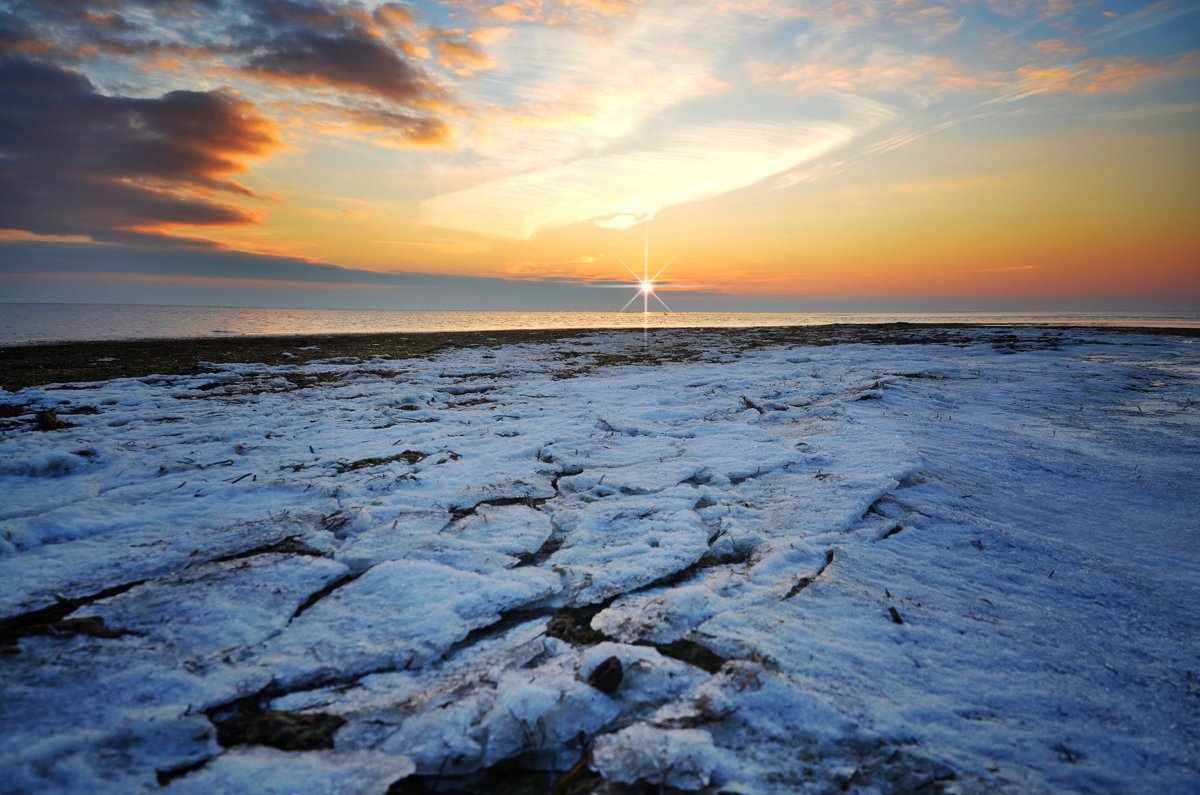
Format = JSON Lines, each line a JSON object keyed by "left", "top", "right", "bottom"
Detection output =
{"left": 0, "top": 0, "right": 226, "bottom": 61}
{"left": 0, "top": 241, "right": 639, "bottom": 311}
{"left": 2, "top": 0, "right": 448, "bottom": 109}
{"left": 2, "top": 1, "right": 444, "bottom": 106}
{"left": 0, "top": 240, "right": 441, "bottom": 285}
{"left": 2, "top": 241, "right": 996, "bottom": 313}
{"left": 0, "top": 1, "right": 449, "bottom": 251}
{"left": 5, "top": 0, "right": 220, "bottom": 16}
{"left": 0, "top": 55, "right": 279, "bottom": 245}
{"left": 239, "top": 0, "right": 443, "bottom": 105}
{"left": 243, "top": 28, "right": 433, "bottom": 102}
{"left": 0, "top": 11, "right": 55, "bottom": 55}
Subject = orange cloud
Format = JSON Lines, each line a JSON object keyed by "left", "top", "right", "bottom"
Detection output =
{"left": 985, "top": 0, "right": 1084, "bottom": 20}
{"left": 1015, "top": 64, "right": 1078, "bottom": 92}
{"left": 465, "top": 0, "right": 645, "bottom": 27}
{"left": 1082, "top": 55, "right": 1191, "bottom": 93}
{"left": 1033, "top": 38, "right": 1088, "bottom": 57}
{"left": 789, "top": 0, "right": 879, "bottom": 27}
{"left": 891, "top": 4, "right": 965, "bottom": 38}
{"left": 425, "top": 28, "right": 502, "bottom": 76}
{"left": 1018, "top": 51, "right": 1198, "bottom": 94}
{"left": 760, "top": 53, "right": 1000, "bottom": 94}
{"left": 284, "top": 102, "right": 452, "bottom": 148}
{"left": 372, "top": 3, "right": 417, "bottom": 32}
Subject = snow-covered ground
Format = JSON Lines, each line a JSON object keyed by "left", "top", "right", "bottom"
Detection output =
{"left": 1, "top": 327, "right": 1197, "bottom": 794}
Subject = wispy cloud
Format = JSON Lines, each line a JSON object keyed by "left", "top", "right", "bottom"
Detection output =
{"left": 1084, "top": 100, "right": 1200, "bottom": 119}
{"left": 421, "top": 0, "right": 1199, "bottom": 240}
{"left": 750, "top": 52, "right": 1000, "bottom": 95}
{"left": 419, "top": 1, "right": 910, "bottom": 237}
{"left": 458, "top": 3, "right": 734, "bottom": 167}
{"left": 421, "top": 99, "right": 894, "bottom": 238}
{"left": 452, "top": 0, "right": 645, "bottom": 28}
{"left": 996, "top": 50, "right": 1199, "bottom": 102}
{"left": 951, "top": 264, "right": 1041, "bottom": 274}
{"left": 1092, "top": 1, "right": 1200, "bottom": 43}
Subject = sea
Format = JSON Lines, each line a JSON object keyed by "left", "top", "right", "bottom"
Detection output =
{"left": 1, "top": 303, "right": 1198, "bottom": 346}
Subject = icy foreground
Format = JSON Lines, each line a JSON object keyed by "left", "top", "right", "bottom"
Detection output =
{"left": 1, "top": 328, "right": 1197, "bottom": 794}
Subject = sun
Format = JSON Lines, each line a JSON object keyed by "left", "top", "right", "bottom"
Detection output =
{"left": 613, "top": 223, "right": 675, "bottom": 314}
{"left": 588, "top": 222, "right": 684, "bottom": 318}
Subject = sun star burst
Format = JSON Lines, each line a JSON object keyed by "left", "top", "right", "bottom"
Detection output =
{"left": 615, "top": 223, "right": 674, "bottom": 314}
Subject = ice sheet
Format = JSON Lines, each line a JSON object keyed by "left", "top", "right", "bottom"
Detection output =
{"left": 2, "top": 327, "right": 1197, "bottom": 793}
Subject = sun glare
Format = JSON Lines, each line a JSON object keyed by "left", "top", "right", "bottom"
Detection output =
{"left": 589, "top": 222, "right": 683, "bottom": 320}
{"left": 609, "top": 223, "right": 675, "bottom": 313}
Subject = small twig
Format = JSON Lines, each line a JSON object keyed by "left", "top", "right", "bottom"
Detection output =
{"left": 554, "top": 750, "right": 593, "bottom": 794}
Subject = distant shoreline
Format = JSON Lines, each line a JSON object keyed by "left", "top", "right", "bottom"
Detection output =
{"left": 3, "top": 323, "right": 1198, "bottom": 393}
{"left": 4, "top": 304, "right": 1198, "bottom": 349}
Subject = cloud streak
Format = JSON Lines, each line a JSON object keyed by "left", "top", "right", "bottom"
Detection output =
{"left": 419, "top": 1, "right": 916, "bottom": 238}
{"left": 421, "top": 99, "right": 895, "bottom": 238}
{"left": 0, "top": 240, "right": 732, "bottom": 310}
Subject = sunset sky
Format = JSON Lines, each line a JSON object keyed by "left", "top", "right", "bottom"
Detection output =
{"left": 1, "top": 0, "right": 1197, "bottom": 310}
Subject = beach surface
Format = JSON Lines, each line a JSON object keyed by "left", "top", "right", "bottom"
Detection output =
{"left": 1, "top": 325, "right": 1198, "bottom": 793}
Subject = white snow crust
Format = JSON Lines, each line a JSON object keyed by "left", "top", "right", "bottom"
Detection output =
{"left": 1, "top": 327, "right": 1198, "bottom": 793}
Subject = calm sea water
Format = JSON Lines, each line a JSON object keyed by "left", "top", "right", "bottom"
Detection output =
{"left": 1, "top": 303, "right": 1198, "bottom": 346}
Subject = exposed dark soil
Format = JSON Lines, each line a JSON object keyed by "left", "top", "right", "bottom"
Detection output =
{"left": 4, "top": 323, "right": 1195, "bottom": 392}
{"left": 208, "top": 703, "right": 346, "bottom": 751}
{"left": 0, "top": 579, "right": 145, "bottom": 651}
{"left": 336, "top": 450, "right": 426, "bottom": 474}
{"left": 0, "top": 328, "right": 586, "bottom": 391}
{"left": 386, "top": 756, "right": 650, "bottom": 795}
